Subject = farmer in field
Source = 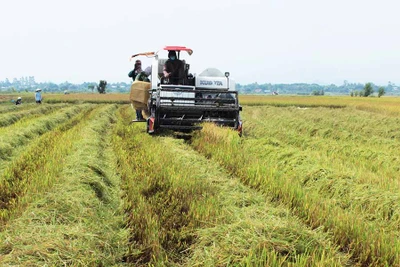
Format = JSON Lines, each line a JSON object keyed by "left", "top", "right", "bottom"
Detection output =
{"left": 35, "top": 88, "right": 42, "bottom": 104}
{"left": 15, "top": 97, "right": 22, "bottom": 105}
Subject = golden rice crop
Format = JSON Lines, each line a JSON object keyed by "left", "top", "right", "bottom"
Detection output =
{"left": 191, "top": 102, "right": 400, "bottom": 266}
{"left": 1, "top": 93, "right": 399, "bottom": 266}
{"left": 240, "top": 95, "right": 400, "bottom": 115}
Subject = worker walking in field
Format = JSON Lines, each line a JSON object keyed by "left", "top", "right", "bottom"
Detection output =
{"left": 35, "top": 88, "right": 42, "bottom": 104}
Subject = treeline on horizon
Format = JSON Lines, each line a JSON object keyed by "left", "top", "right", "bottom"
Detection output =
{"left": 236, "top": 81, "right": 396, "bottom": 96}
{"left": 0, "top": 79, "right": 398, "bottom": 96}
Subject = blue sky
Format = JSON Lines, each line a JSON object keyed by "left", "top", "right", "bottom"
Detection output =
{"left": 0, "top": 0, "right": 399, "bottom": 85}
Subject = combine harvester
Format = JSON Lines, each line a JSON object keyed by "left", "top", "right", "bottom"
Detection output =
{"left": 129, "top": 46, "right": 242, "bottom": 135}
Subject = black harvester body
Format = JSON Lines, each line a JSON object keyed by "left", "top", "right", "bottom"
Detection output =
{"left": 147, "top": 84, "right": 242, "bottom": 134}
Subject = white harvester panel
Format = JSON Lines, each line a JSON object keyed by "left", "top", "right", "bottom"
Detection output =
{"left": 160, "top": 85, "right": 195, "bottom": 105}
{"left": 195, "top": 77, "right": 228, "bottom": 89}
{"left": 196, "top": 68, "right": 236, "bottom": 90}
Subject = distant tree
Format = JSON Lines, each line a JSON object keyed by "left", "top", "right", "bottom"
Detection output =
{"left": 46, "top": 82, "right": 59, "bottom": 91}
{"left": 97, "top": 80, "right": 107, "bottom": 94}
{"left": 68, "top": 84, "right": 78, "bottom": 91}
{"left": 378, "top": 86, "right": 386, "bottom": 98}
{"left": 311, "top": 89, "right": 324, "bottom": 96}
{"left": 350, "top": 91, "right": 354, "bottom": 97}
{"left": 363, "top": 82, "right": 373, "bottom": 97}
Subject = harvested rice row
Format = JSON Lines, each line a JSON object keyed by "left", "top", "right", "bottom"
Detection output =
{"left": 0, "top": 104, "right": 96, "bottom": 224}
{"left": 0, "top": 104, "right": 127, "bottom": 266}
{"left": 0, "top": 103, "right": 69, "bottom": 127}
{"left": 112, "top": 106, "right": 221, "bottom": 265}
{"left": 0, "top": 105, "right": 90, "bottom": 163}
{"left": 191, "top": 124, "right": 400, "bottom": 266}
{"left": 43, "top": 93, "right": 131, "bottom": 104}
{"left": 112, "top": 106, "right": 347, "bottom": 266}
{"left": 0, "top": 102, "right": 40, "bottom": 114}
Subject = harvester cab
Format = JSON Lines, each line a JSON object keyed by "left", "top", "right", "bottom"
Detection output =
{"left": 129, "top": 46, "right": 242, "bottom": 135}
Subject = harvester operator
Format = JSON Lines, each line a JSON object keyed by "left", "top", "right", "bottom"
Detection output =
{"left": 163, "top": 50, "right": 184, "bottom": 84}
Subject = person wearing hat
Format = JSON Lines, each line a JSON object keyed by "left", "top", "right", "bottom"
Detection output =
{"left": 163, "top": 50, "right": 184, "bottom": 84}
{"left": 35, "top": 88, "right": 42, "bottom": 104}
{"left": 128, "top": 60, "right": 143, "bottom": 81}
{"left": 15, "top": 97, "right": 22, "bottom": 105}
{"left": 128, "top": 59, "right": 148, "bottom": 121}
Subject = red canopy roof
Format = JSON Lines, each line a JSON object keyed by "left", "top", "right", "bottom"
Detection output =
{"left": 163, "top": 46, "right": 193, "bottom": 55}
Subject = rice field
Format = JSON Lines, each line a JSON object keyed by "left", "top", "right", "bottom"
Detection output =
{"left": 0, "top": 94, "right": 399, "bottom": 266}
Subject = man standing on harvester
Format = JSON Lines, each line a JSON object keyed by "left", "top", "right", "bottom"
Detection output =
{"left": 129, "top": 59, "right": 151, "bottom": 122}
{"left": 129, "top": 60, "right": 146, "bottom": 121}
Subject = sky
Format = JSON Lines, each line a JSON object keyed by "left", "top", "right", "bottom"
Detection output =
{"left": 0, "top": 0, "right": 399, "bottom": 85}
